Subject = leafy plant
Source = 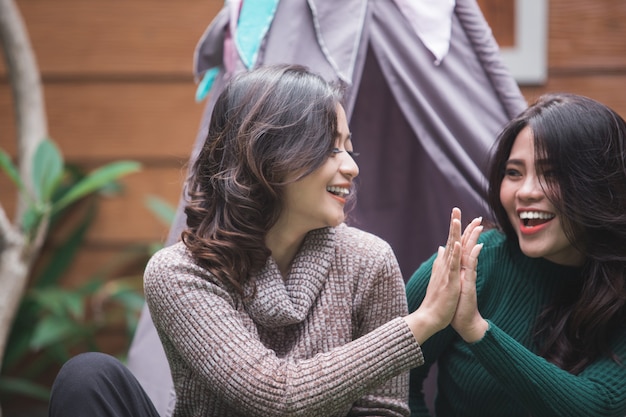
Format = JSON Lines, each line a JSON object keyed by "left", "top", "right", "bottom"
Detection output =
{"left": 0, "top": 138, "right": 142, "bottom": 402}
{"left": 0, "top": 140, "right": 140, "bottom": 236}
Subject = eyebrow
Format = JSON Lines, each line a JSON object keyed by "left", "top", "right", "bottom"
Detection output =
{"left": 505, "top": 158, "right": 552, "bottom": 172}
{"left": 505, "top": 156, "right": 549, "bottom": 164}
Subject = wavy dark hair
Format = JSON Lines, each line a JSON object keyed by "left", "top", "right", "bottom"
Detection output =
{"left": 181, "top": 64, "right": 345, "bottom": 296}
{"left": 487, "top": 93, "right": 626, "bottom": 374}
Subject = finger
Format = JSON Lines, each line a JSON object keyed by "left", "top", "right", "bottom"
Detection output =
{"left": 446, "top": 208, "right": 462, "bottom": 249}
{"left": 461, "top": 216, "right": 483, "bottom": 248}
{"left": 432, "top": 245, "right": 446, "bottom": 270}
{"left": 461, "top": 219, "right": 483, "bottom": 266}
{"left": 469, "top": 242, "right": 483, "bottom": 266}
{"left": 464, "top": 225, "right": 483, "bottom": 253}
{"left": 450, "top": 241, "right": 462, "bottom": 274}
{"left": 462, "top": 243, "right": 484, "bottom": 284}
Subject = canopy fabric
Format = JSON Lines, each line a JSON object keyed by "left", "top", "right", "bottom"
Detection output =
{"left": 127, "top": 1, "right": 527, "bottom": 415}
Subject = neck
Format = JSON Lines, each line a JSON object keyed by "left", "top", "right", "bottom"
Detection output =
{"left": 266, "top": 226, "right": 307, "bottom": 278}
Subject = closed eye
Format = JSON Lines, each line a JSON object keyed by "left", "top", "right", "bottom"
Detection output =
{"left": 332, "top": 148, "right": 360, "bottom": 158}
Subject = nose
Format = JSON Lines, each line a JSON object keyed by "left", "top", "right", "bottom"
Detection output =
{"left": 517, "top": 173, "right": 544, "bottom": 201}
{"left": 340, "top": 152, "right": 359, "bottom": 179}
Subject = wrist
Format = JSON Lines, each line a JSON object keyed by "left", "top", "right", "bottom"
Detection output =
{"left": 460, "top": 318, "right": 489, "bottom": 343}
{"left": 404, "top": 309, "right": 445, "bottom": 345}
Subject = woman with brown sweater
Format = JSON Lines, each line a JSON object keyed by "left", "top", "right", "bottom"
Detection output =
{"left": 48, "top": 64, "right": 482, "bottom": 417}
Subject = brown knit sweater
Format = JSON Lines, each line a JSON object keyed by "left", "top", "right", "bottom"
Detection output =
{"left": 144, "top": 223, "right": 424, "bottom": 417}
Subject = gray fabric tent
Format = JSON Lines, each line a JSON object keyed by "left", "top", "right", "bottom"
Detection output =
{"left": 127, "top": 1, "right": 527, "bottom": 415}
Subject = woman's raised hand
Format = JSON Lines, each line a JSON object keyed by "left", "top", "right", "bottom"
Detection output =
{"left": 451, "top": 216, "right": 487, "bottom": 342}
{"left": 405, "top": 208, "right": 463, "bottom": 344}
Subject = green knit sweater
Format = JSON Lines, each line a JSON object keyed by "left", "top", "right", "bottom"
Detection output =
{"left": 406, "top": 229, "right": 626, "bottom": 417}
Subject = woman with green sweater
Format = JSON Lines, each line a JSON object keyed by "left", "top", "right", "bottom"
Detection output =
{"left": 406, "top": 93, "right": 626, "bottom": 417}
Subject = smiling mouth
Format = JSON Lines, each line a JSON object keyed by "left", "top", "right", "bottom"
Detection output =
{"left": 327, "top": 186, "right": 350, "bottom": 198}
{"left": 519, "top": 211, "right": 555, "bottom": 227}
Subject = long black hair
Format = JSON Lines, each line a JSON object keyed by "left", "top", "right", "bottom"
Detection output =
{"left": 488, "top": 93, "right": 626, "bottom": 374}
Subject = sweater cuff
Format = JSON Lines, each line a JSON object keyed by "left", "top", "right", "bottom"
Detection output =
{"left": 391, "top": 317, "right": 425, "bottom": 368}
{"left": 468, "top": 319, "right": 492, "bottom": 345}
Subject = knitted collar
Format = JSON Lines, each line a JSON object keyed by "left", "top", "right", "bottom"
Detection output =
{"left": 243, "top": 226, "right": 336, "bottom": 328}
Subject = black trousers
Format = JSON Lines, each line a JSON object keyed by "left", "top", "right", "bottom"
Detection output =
{"left": 48, "top": 352, "right": 161, "bottom": 417}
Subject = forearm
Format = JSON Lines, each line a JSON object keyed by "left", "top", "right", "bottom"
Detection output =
{"left": 351, "top": 251, "right": 418, "bottom": 416}
{"left": 164, "top": 315, "right": 423, "bottom": 416}
{"left": 469, "top": 321, "right": 626, "bottom": 417}
{"left": 350, "top": 371, "right": 411, "bottom": 417}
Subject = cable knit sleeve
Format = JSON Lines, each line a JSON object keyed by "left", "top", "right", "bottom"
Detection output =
{"left": 349, "top": 233, "right": 418, "bottom": 416}
{"left": 405, "top": 251, "right": 456, "bottom": 417}
{"left": 144, "top": 241, "right": 424, "bottom": 417}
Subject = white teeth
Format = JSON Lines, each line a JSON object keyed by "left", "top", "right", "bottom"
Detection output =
{"left": 327, "top": 186, "right": 350, "bottom": 197}
{"left": 519, "top": 211, "right": 555, "bottom": 220}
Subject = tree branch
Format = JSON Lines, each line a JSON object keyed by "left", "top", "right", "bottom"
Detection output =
{"left": 0, "top": 0, "right": 48, "bottom": 229}
{"left": 0, "top": 3, "right": 50, "bottom": 411}
{"left": 0, "top": 204, "right": 16, "bottom": 250}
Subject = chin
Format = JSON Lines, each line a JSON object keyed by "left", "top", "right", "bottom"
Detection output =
{"left": 520, "top": 250, "right": 543, "bottom": 259}
{"left": 327, "top": 216, "right": 345, "bottom": 228}
{"left": 519, "top": 244, "right": 549, "bottom": 259}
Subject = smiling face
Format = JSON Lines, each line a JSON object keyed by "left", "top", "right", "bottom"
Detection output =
{"left": 278, "top": 104, "right": 359, "bottom": 235}
{"left": 500, "top": 126, "right": 584, "bottom": 266}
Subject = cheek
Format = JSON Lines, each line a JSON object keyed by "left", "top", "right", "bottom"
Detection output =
{"left": 544, "top": 183, "right": 561, "bottom": 202}
{"left": 499, "top": 181, "right": 513, "bottom": 207}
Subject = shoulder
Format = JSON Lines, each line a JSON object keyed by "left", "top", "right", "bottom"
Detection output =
{"left": 473, "top": 229, "right": 561, "bottom": 293}
{"left": 331, "top": 224, "right": 402, "bottom": 283}
{"left": 334, "top": 223, "right": 395, "bottom": 258}
{"left": 145, "top": 241, "right": 195, "bottom": 276}
{"left": 144, "top": 242, "right": 216, "bottom": 289}
{"left": 144, "top": 242, "right": 238, "bottom": 307}
{"left": 476, "top": 228, "right": 538, "bottom": 272}
{"left": 473, "top": 228, "right": 511, "bottom": 267}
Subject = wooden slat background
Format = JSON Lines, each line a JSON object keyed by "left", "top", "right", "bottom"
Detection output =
{"left": 0, "top": 1, "right": 224, "bottom": 290}
{"left": 1, "top": 0, "right": 626, "bottom": 360}
{"left": 0, "top": 1, "right": 222, "bottom": 76}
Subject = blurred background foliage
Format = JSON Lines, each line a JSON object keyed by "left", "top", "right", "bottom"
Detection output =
{"left": 0, "top": 138, "right": 175, "bottom": 407}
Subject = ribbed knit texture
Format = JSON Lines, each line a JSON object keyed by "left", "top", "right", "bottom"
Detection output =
{"left": 144, "top": 223, "right": 424, "bottom": 417}
{"left": 406, "top": 229, "right": 626, "bottom": 417}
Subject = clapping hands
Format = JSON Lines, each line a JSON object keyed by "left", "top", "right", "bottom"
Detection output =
{"left": 405, "top": 208, "right": 485, "bottom": 344}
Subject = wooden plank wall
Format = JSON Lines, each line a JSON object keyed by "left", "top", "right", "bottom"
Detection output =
{"left": 521, "top": 1, "right": 626, "bottom": 112}
{"left": 1, "top": 0, "right": 625, "bottom": 347}
{"left": 1, "top": 1, "right": 224, "bottom": 290}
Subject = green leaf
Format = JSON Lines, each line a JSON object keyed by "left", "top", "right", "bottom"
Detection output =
{"left": 77, "top": 278, "right": 107, "bottom": 299}
{"left": 111, "top": 289, "right": 145, "bottom": 312}
{"left": 32, "top": 139, "right": 64, "bottom": 204}
{"left": 1, "top": 320, "right": 34, "bottom": 371}
{"left": 52, "top": 161, "right": 141, "bottom": 214}
{"left": 29, "top": 288, "right": 85, "bottom": 319}
{"left": 29, "top": 315, "right": 84, "bottom": 350}
{"left": 0, "top": 376, "right": 50, "bottom": 401}
{"left": 35, "top": 203, "right": 97, "bottom": 287}
{"left": 145, "top": 195, "right": 176, "bottom": 226}
{"left": 20, "top": 203, "right": 45, "bottom": 234}
{"left": 0, "top": 148, "right": 24, "bottom": 190}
